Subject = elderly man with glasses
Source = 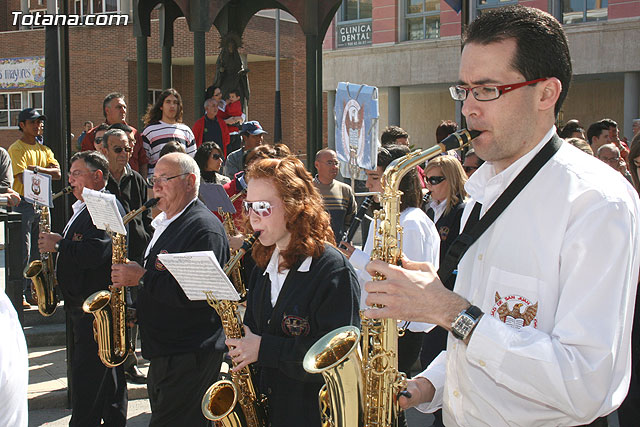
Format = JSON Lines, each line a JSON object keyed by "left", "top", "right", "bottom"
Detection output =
{"left": 111, "top": 152, "right": 229, "bottom": 426}
{"left": 313, "top": 148, "right": 356, "bottom": 244}
{"left": 38, "top": 151, "right": 128, "bottom": 426}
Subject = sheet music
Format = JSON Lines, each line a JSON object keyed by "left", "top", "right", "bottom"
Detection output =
{"left": 82, "top": 188, "right": 126, "bottom": 235}
{"left": 199, "top": 183, "right": 236, "bottom": 214}
{"left": 157, "top": 251, "right": 240, "bottom": 301}
{"left": 23, "top": 169, "right": 53, "bottom": 207}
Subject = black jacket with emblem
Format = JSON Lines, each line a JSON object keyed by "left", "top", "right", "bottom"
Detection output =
{"left": 56, "top": 199, "right": 125, "bottom": 311}
{"left": 426, "top": 198, "right": 466, "bottom": 273}
{"left": 137, "top": 199, "right": 229, "bottom": 359}
{"left": 243, "top": 244, "right": 360, "bottom": 427}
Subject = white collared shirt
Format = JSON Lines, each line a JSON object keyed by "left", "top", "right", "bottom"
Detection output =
{"left": 264, "top": 247, "right": 312, "bottom": 307}
{"left": 417, "top": 127, "right": 640, "bottom": 426}
{"left": 429, "top": 198, "right": 447, "bottom": 223}
{"left": 63, "top": 199, "right": 86, "bottom": 237}
{"left": 0, "top": 292, "right": 28, "bottom": 427}
{"left": 144, "top": 198, "right": 198, "bottom": 259}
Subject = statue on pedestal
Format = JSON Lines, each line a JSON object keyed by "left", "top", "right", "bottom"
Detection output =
{"left": 211, "top": 32, "right": 250, "bottom": 111}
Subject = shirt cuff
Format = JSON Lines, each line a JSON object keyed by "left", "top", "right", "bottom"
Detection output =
{"left": 349, "top": 248, "right": 369, "bottom": 271}
{"left": 405, "top": 321, "right": 436, "bottom": 333}
{"left": 415, "top": 350, "right": 447, "bottom": 414}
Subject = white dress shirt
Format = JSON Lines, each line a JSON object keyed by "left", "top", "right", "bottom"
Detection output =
{"left": 264, "top": 247, "right": 313, "bottom": 307}
{"left": 350, "top": 206, "right": 440, "bottom": 332}
{"left": 144, "top": 198, "right": 197, "bottom": 259}
{"left": 62, "top": 199, "right": 86, "bottom": 237}
{"left": 428, "top": 198, "right": 447, "bottom": 223}
{"left": 0, "top": 292, "right": 28, "bottom": 427}
{"left": 417, "top": 127, "right": 640, "bottom": 426}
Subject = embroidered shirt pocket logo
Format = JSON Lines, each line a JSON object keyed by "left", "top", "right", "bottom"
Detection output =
{"left": 492, "top": 291, "right": 538, "bottom": 329}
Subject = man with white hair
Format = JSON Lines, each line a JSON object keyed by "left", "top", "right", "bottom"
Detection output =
{"left": 597, "top": 143, "right": 631, "bottom": 182}
{"left": 192, "top": 97, "right": 229, "bottom": 152}
{"left": 111, "top": 153, "right": 229, "bottom": 426}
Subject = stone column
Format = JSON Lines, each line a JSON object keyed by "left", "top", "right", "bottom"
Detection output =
{"left": 624, "top": 72, "right": 639, "bottom": 141}
{"left": 388, "top": 86, "right": 400, "bottom": 126}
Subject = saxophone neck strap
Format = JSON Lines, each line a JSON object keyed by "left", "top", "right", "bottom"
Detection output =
{"left": 437, "top": 133, "right": 562, "bottom": 289}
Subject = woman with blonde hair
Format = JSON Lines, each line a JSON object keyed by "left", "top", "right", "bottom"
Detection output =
{"left": 225, "top": 156, "right": 360, "bottom": 426}
{"left": 424, "top": 155, "right": 468, "bottom": 261}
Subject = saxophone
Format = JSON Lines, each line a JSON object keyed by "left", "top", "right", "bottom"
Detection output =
{"left": 218, "top": 189, "right": 247, "bottom": 290}
{"left": 303, "top": 129, "right": 480, "bottom": 427}
{"left": 24, "top": 185, "right": 73, "bottom": 316}
{"left": 201, "top": 232, "right": 269, "bottom": 427}
{"left": 82, "top": 197, "right": 159, "bottom": 368}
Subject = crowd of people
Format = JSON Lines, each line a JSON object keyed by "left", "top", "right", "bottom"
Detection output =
{"left": 2, "top": 5, "right": 640, "bottom": 427}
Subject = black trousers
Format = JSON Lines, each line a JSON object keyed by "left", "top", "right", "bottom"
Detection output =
{"left": 69, "top": 311, "right": 127, "bottom": 427}
{"left": 147, "top": 349, "right": 224, "bottom": 427}
{"left": 398, "top": 330, "right": 424, "bottom": 378}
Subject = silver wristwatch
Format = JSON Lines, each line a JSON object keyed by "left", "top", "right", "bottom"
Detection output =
{"left": 451, "top": 305, "right": 483, "bottom": 341}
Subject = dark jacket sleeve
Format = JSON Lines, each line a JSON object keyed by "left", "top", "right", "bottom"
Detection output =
{"left": 257, "top": 262, "right": 360, "bottom": 382}
{"left": 141, "top": 229, "right": 229, "bottom": 308}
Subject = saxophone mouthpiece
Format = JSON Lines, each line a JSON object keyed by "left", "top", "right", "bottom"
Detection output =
{"left": 240, "top": 231, "right": 261, "bottom": 252}
{"left": 440, "top": 129, "right": 482, "bottom": 152}
{"left": 52, "top": 186, "right": 74, "bottom": 200}
{"left": 144, "top": 198, "right": 160, "bottom": 209}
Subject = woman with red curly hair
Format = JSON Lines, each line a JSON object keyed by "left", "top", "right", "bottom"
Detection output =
{"left": 225, "top": 156, "right": 360, "bottom": 426}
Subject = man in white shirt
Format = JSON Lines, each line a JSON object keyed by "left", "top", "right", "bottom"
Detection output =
{"left": 0, "top": 291, "right": 28, "bottom": 427}
{"left": 363, "top": 6, "right": 640, "bottom": 426}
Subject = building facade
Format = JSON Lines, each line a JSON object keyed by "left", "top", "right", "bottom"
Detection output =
{"left": 0, "top": 0, "right": 308, "bottom": 157}
{"left": 322, "top": 0, "right": 640, "bottom": 149}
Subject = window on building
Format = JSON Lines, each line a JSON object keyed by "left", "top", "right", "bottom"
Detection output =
{"left": 561, "top": 0, "right": 608, "bottom": 24}
{"left": 28, "top": 91, "right": 44, "bottom": 113}
{"left": 0, "top": 93, "right": 24, "bottom": 128}
{"left": 148, "top": 89, "right": 162, "bottom": 107}
{"left": 0, "top": 91, "right": 44, "bottom": 129}
{"left": 337, "top": 0, "right": 372, "bottom": 22}
{"left": 475, "top": 0, "right": 518, "bottom": 15}
{"left": 405, "top": 0, "right": 440, "bottom": 40}
{"left": 73, "top": 0, "right": 120, "bottom": 15}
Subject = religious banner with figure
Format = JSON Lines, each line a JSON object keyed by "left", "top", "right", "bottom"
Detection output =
{"left": 334, "top": 82, "right": 379, "bottom": 180}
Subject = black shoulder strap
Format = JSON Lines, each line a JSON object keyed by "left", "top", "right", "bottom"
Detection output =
{"left": 437, "top": 134, "right": 562, "bottom": 289}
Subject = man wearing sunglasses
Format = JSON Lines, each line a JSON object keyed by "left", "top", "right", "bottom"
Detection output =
{"left": 363, "top": 6, "right": 640, "bottom": 427}
{"left": 101, "top": 128, "right": 154, "bottom": 384}
{"left": 462, "top": 148, "right": 484, "bottom": 178}
{"left": 111, "top": 153, "right": 229, "bottom": 426}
